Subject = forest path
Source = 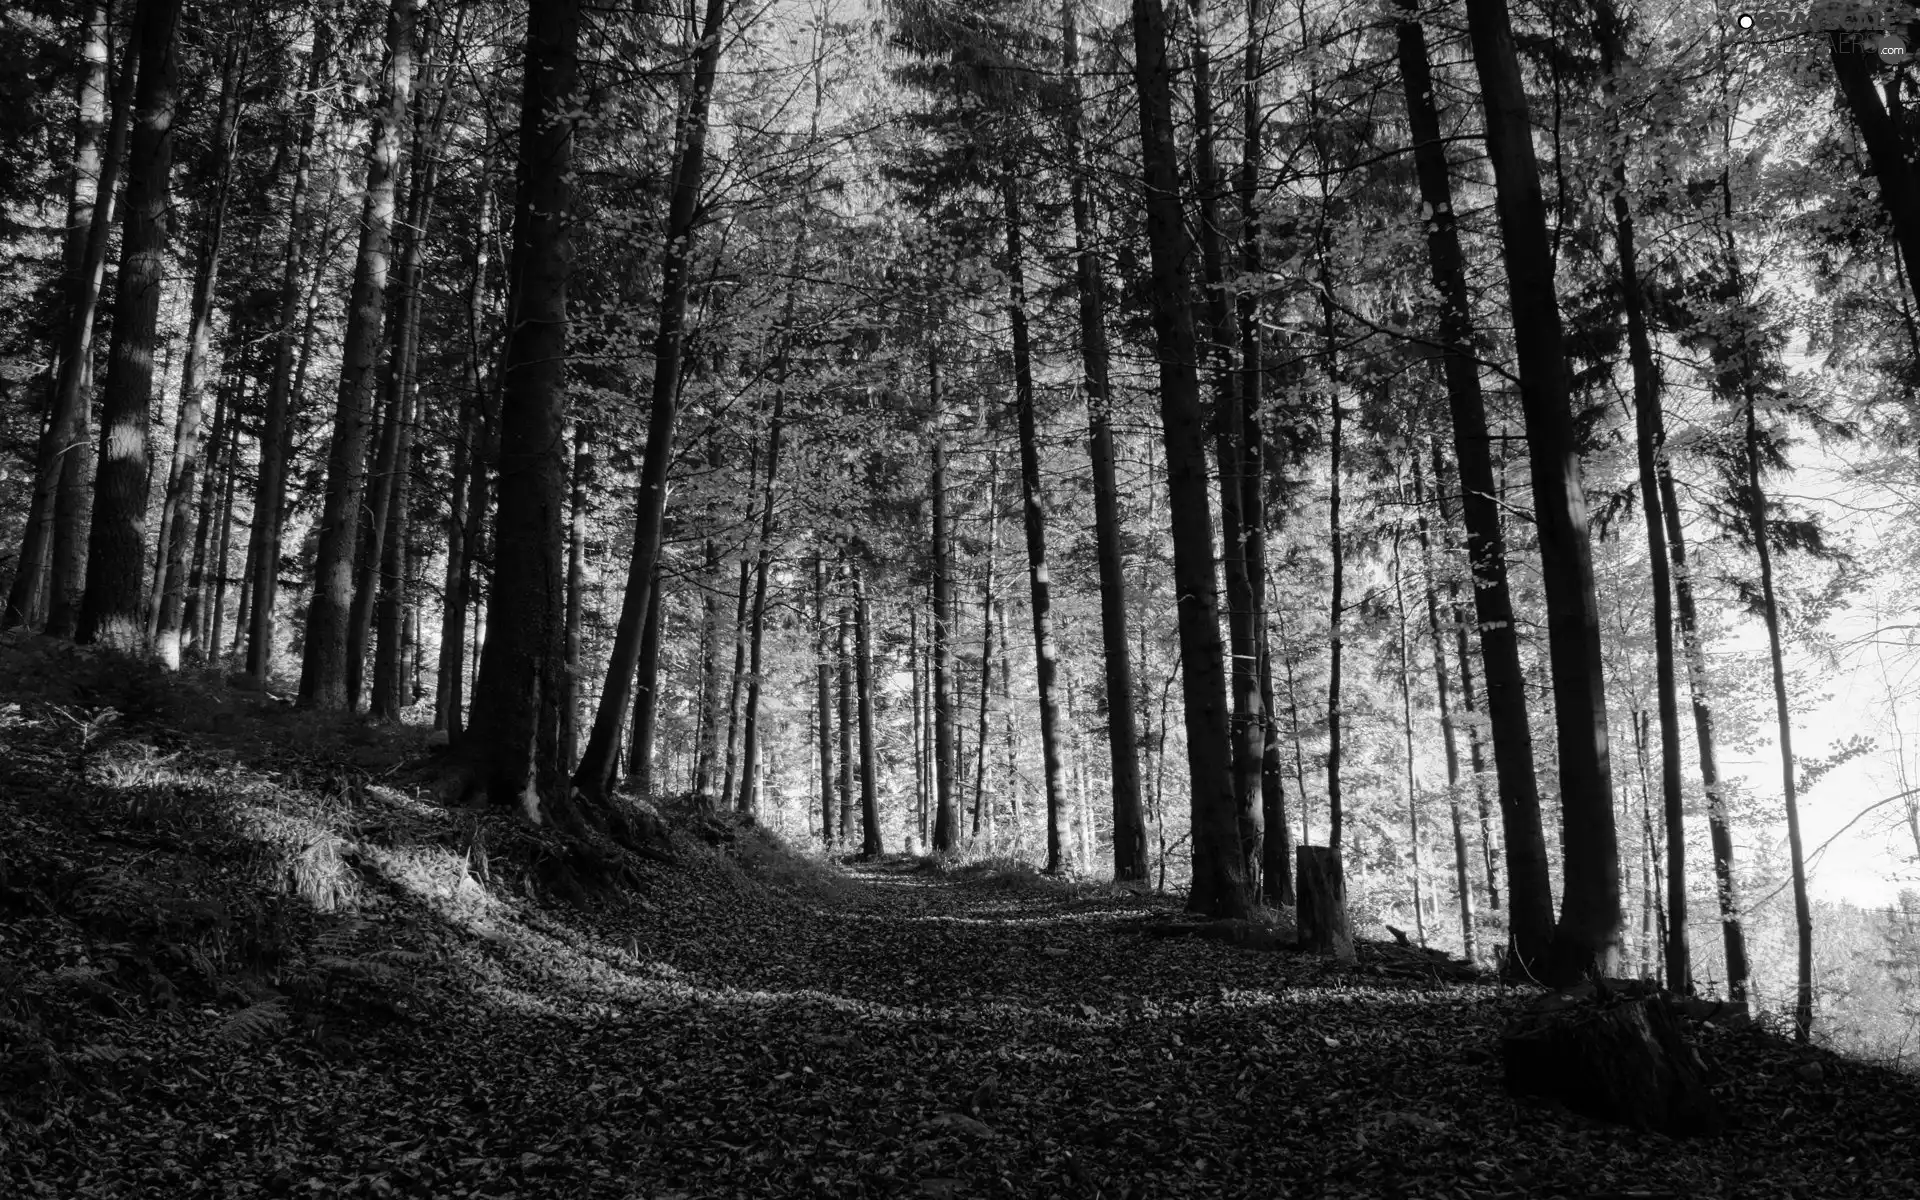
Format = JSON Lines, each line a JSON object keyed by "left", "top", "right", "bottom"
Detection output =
{"left": 2, "top": 657, "right": 1916, "bottom": 1200}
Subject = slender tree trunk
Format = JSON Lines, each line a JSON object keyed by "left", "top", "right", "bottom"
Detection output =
{"left": 10, "top": 3, "right": 113, "bottom": 630}
{"left": 1414, "top": 456, "right": 1476, "bottom": 960}
{"left": 628, "top": 575, "right": 663, "bottom": 789}
{"left": 838, "top": 602, "right": 855, "bottom": 847}
{"left": 1466, "top": 0, "right": 1621, "bottom": 984}
{"left": 910, "top": 598, "right": 924, "bottom": 847}
{"left": 693, "top": 538, "right": 724, "bottom": 801}
{"left": 246, "top": 20, "right": 332, "bottom": 681}
{"left": 1240, "top": 0, "right": 1289, "bottom": 907}
{"left": 182, "top": 373, "right": 231, "bottom": 653}
{"left": 720, "top": 549, "right": 752, "bottom": 806}
{"left": 39, "top": 9, "right": 135, "bottom": 639}
{"left": 1061, "top": 0, "right": 1146, "bottom": 883}
{"left": 434, "top": 183, "right": 495, "bottom": 731}
{"left": 1393, "top": 531, "right": 1428, "bottom": 947}
{"left": 739, "top": 285, "right": 797, "bottom": 815}
{"left": 1594, "top": 0, "right": 1689, "bottom": 995}
{"left": 816, "top": 552, "right": 836, "bottom": 843}
{"left": 153, "top": 35, "right": 241, "bottom": 668}
{"left": 973, "top": 457, "right": 999, "bottom": 840}
{"left": 930, "top": 348, "right": 960, "bottom": 852}
{"left": 1397, "top": 0, "right": 1550, "bottom": 965}
{"left": 1188, "top": 0, "right": 1265, "bottom": 882}
{"left": 74, "top": 0, "right": 186, "bottom": 648}
{"left": 855, "top": 567, "right": 882, "bottom": 858}
{"left": 1127, "top": 0, "right": 1249, "bottom": 918}
{"left": 300, "top": 0, "right": 415, "bottom": 708}
{"left": 1662, "top": 458, "right": 1749, "bottom": 1001}
{"left": 1004, "top": 180, "right": 1072, "bottom": 874}
{"left": 1326, "top": 392, "right": 1345, "bottom": 850}
{"left": 571, "top": 0, "right": 732, "bottom": 799}
{"left": 448, "top": 0, "right": 581, "bottom": 821}
{"left": 558, "top": 425, "right": 592, "bottom": 762}
{"left": 1745, "top": 377, "right": 1815, "bottom": 1039}
{"left": 206, "top": 421, "right": 239, "bottom": 663}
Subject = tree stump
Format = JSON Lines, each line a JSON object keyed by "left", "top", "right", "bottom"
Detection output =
{"left": 1501, "top": 983, "right": 1725, "bottom": 1136}
{"left": 1295, "top": 846, "right": 1353, "bottom": 961}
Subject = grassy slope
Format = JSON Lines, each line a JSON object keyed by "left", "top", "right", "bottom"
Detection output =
{"left": 2, "top": 636, "right": 1917, "bottom": 1199}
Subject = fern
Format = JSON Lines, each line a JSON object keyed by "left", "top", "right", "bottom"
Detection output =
{"left": 214, "top": 1000, "right": 288, "bottom": 1046}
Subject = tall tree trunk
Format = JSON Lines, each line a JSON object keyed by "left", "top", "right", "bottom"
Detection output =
{"left": 246, "top": 16, "right": 333, "bottom": 681}
{"left": 1396, "top": 0, "right": 1550, "bottom": 964}
{"left": 74, "top": 0, "right": 185, "bottom": 648}
{"left": 719, "top": 540, "right": 752, "bottom": 806}
{"left": 1393, "top": 530, "right": 1427, "bottom": 946}
{"left": 1127, "top": 0, "right": 1249, "bottom": 918}
{"left": 182, "top": 373, "right": 232, "bottom": 654}
{"left": 628, "top": 574, "right": 663, "bottom": 789}
{"left": 447, "top": 0, "right": 579, "bottom": 821}
{"left": 838, "top": 602, "right": 855, "bottom": 846}
{"left": 692, "top": 537, "right": 724, "bottom": 801}
{"left": 1240, "top": 0, "right": 1289, "bottom": 907}
{"left": 1188, "top": 0, "right": 1265, "bottom": 883}
{"left": 9, "top": 3, "right": 114, "bottom": 630}
{"left": 973, "top": 457, "right": 999, "bottom": 841}
{"left": 930, "top": 348, "right": 960, "bottom": 853}
{"left": 1466, "top": 0, "right": 1621, "bottom": 983}
{"left": 571, "top": 0, "right": 732, "bottom": 799}
{"left": 1061, "top": 0, "right": 1146, "bottom": 883}
{"left": 816, "top": 552, "right": 836, "bottom": 843}
{"left": 855, "top": 566, "right": 882, "bottom": 858}
{"left": 739, "top": 284, "right": 797, "bottom": 815}
{"left": 1414, "top": 456, "right": 1476, "bottom": 960}
{"left": 1745, "top": 373, "right": 1815, "bottom": 1039}
{"left": 1662, "top": 457, "right": 1749, "bottom": 1000}
{"left": 206, "top": 419, "right": 239, "bottom": 663}
{"left": 1004, "top": 179, "right": 1072, "bottom": 874}
{"left": 1593, "top": 3, "right": 1689, "bottom": 992}
{"left": 910, "top": 598, "right": 924, "bottom": 847}
{"left": 39, "top": 8, "right": 135, "bottom": 639}
{"left": 1326, "top": 391, "right": 1345, "bottom": 850}
{"left": 153, "top": 34, "right": 242, "bottom": 668}
{"left": 558, "top": 425, "right": 592, "bottom": 761}
{"left": 300, "top": 0, "right": 415, "bottom": 707}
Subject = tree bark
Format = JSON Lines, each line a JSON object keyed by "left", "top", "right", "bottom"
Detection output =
{"left": 153, "top": 34, "right": 242, "bottom": 668}
{"left": 1061, "top": 0, "right": 1146, "bottom": 883}
{"left": 447, "top": 0, "right": 579, "bottom": 821}
{"left": 435, "top": 185, "right": 493, "bottom": 732}
{"left": 571, "top": 0, "right": 732, "bottom": 800}
{"left": 1830, "top": 35, "right": 1920, "bottom": 300}
{"left": 973, "top": 456, "right": 999, "bottom": 841}
{"left": 74, "top": 0, "right": 185, "bottom": 649}
{"left": 1004, "top": 179, "right": 1072, "bottom": 874}
{"left": 627, "top": 573, "right": 663, "bottom": 790}
{"left": 246, "top": 15, "right": 333, "bottom": 681}
{"left": 855, "top": 566, "right": 882, "bottom": 858}
{"left": 1188, "top": 0, "right": 1265, "bottom": 885}
{"left": 1414, "top": 456, "right": 1476, "bottom": 961}
{"left": 1326, "top": 390, "right": 1345, "bottom": 851}
{"left": 558, "top": 425, "right": 592, "bottom": 761}
{"left": 816, "top": 551, "right": 836, "bottom": 843}
{"left": 182, "top": 373, "right": 232, "bottom": 654}
{"left": 838, "top": 601, "right": 856, "bottom": 847}
{"left": 1127, "top": 0, "right": 1249, "bottom": 918}
{"left": 1396, "top": 0, "right": 1552, "bottom": 966}
{"left": 1466, "top": 0, "right": 1621, "bottom": 984}
{"left": 38, "top": 7, "right": 135, "bottom": 640}
{"left": 8, "top": 3, "right": 114, "bottom": 631}
{"left": 738, "top": 280, "right": 797, "bottom": 815}
{"left": 930, "top": 347, "right": 960, "bottom": 853}
{"left": 299, "top": 0, "right": 414, "bottom": 707}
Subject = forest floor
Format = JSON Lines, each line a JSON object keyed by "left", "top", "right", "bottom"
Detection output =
{"left": 3, "top": 638, "right": 1920, "bottom": 1199}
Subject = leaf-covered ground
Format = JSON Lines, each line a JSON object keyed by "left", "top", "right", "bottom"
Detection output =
{"left": 3, "top": 645, "right": 1918, "bottom": 1198}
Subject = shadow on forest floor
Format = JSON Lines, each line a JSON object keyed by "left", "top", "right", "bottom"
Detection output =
{"left": 2, "top": 636, "right": 1918, "bottom": 1198}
